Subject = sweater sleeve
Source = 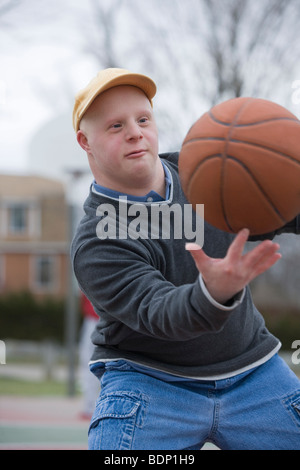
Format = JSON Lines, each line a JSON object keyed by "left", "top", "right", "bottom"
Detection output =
{"left": 249, "top": 214, "right": 300, "bottom": 241}
{"left": 72, "top": 238, "right": 237, "bottom": 342}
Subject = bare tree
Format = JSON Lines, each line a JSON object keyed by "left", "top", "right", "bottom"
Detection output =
{"left": 81, "top": 0, "right": 125, "bottom": 68}
{"left": 0, "top": 0, "right": 20, "bottom": 19}
{"left": 201, "top": 0, "right": 300, "bottom": 103}
{"left": 132, "top": 0, "right": 300, "bottom": 148}
{"left": 128, "top": 0, "right": 300, "bottom": 106}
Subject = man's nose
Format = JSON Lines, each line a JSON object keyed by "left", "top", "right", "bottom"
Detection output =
{"left": 126, "top": 121, "right": 143, "bottom": 140}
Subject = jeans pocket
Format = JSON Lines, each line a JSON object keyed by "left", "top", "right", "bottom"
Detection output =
{"left": 88, "top": 391, "right": 148, "bottom": 450}
{"left": 282, "top": 389, "right": 300, "bottom": 428}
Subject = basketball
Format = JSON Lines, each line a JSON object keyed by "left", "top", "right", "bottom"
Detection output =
{"left": 179, "top": 97, "right": 300, "bottom": 235}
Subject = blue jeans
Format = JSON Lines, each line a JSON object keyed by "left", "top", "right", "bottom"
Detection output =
{"left": 88, "top": 354, "right": 300, "bottom": 450}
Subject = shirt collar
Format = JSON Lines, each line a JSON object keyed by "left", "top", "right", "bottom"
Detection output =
{"left": 93, "top": 161, "right": 171, "bottom": 203}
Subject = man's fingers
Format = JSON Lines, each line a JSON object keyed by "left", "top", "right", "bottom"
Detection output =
{"left": 244, "top": 241, "right": 281, "bottom": 278}
{"left": 185, "top": 243, "right": 202, "bottom": 252}
{"left": 243, "top": 240, "right": 280, "bottom": 268}
{"left": 186, "top": 233, "right": 281, "bottom": 291}
{"left": 185, "top": 243, "right": 209, "bottom": 271}
{"left": 226, "top": 229, "right": 250, "bottom": 262}
{"left": 254, "top": 251, "right": 282, "bottom": 277}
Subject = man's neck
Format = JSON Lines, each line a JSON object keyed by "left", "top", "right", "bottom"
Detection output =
{"left": 93, "top": 159, "right": 172, "bottom": 202}
{"left": 94, "top": 158, "right": 166, "bottom": 198}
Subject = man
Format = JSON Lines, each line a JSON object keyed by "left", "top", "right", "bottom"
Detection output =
{"left": 71, "top": 68, "right": 300, "bottom": 450}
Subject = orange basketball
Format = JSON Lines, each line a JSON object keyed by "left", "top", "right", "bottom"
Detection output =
{"left": 179, "top": 97, "right": 300, "bottom": 235}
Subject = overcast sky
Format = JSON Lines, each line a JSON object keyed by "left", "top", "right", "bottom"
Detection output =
{"left": 1, "top": 0, "right": 300, "bottom": 181}
{"left": 0, "top": 0, "right": 99, "bottom": 176}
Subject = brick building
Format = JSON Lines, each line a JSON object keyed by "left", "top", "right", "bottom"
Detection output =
{"left": 0, "top": 174, "right": 69, "bottom": 299}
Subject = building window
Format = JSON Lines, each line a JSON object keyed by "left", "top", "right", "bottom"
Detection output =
{"left": 9, "top": 204, "right": 28, "bottom": 234}
{"left": 33, "top": 255, "right": 57, "bottom": 292}
{"left": 1, "top": 201, "right": 40, "bottom": 238}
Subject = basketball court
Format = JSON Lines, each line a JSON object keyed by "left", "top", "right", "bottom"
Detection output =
{"left": 0, "top": 395, "right": 89, "bottom": 450}
{"left": 0, "top": 395, "right": 218, "bottom": 450}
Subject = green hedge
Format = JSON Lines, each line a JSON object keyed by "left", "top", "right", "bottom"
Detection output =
{"left": 1, "top": 292, "right": 299, "bottom": 350}
{"left": 0, "top": 291, "right": 67, "bottom": 343}
{"left": 260, "top": 307, "right": 300, "bottom": 350}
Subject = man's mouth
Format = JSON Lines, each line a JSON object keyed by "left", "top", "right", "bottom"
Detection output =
{"left": 125, "top": 150, "right": 147, "bottom": 159}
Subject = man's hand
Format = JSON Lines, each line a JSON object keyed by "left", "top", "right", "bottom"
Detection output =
{"left": 186, "top": 228, "right": 281, "bottom": 305}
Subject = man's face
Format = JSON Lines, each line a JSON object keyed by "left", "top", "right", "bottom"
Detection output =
{"left": 77, "top": 85, "right": 159, "bottom": 194}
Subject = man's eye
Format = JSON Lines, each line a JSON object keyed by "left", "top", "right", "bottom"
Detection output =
{"left": 111, "top": 123, "right": 122, "bottom": 129}
{"left": 139, "top": 117, "right": 148, "bottom": 124}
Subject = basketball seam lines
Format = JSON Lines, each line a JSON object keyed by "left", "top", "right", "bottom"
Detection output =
{"left": 208, "top": 110, "right": 299, "bottom": 127}
{"left": 187, "top": 154, "right": 287, "bottom": 228}
{"left": 220, "top": 100, "right": 251, "bottom": 231}
{"left": 226, "top": 155, "right": 286, "bottom": 224}
{"left": 182, "top": 137, "right": 300, "bottom": 167}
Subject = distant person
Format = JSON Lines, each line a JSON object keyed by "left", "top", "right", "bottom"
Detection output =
{"left": 78, "top": 293, "right": 100, "bottom": 419}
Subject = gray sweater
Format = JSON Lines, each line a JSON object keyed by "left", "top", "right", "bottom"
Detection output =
{"left": 71, "top": 152, "right": 300, "bottom": 378}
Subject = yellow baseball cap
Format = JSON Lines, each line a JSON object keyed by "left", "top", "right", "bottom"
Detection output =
{"left": 72, "top": 68, "right": 157, "bottom": 132}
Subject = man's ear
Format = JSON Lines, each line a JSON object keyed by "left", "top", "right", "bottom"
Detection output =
{"left": 77, "top": 130, "right": 90, "bottom": 153}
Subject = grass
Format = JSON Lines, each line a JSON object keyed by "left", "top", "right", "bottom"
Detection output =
{"left": 0, "top": 377, "right": 71, "bottom": 396}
